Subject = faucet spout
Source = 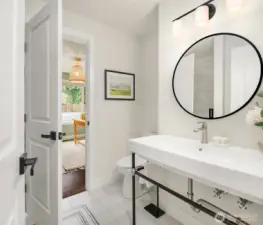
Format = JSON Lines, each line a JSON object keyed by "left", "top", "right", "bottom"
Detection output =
{"left": 194, "top": 122, "right": 208, "bottom": 144}
{"left": 193, "top": 128, "right": 204, "bottom": 133}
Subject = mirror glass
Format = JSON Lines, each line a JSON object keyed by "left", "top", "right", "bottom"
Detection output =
{"left": 172, "top": 33, "right": 263, "bottom": 119}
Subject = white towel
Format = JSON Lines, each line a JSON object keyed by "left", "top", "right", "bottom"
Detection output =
{"left": 139, "top": 163, "right": 154, "bottom": 189}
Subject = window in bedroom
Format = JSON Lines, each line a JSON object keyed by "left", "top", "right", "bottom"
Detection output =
{"left": 62, "top": 73, "right": 85, "bottom": 112}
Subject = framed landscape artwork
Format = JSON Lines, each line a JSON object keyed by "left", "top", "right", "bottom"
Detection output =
{"left": 104, "top": 70, "right": 135, "bottom": 100}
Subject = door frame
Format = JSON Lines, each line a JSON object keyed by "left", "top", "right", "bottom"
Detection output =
{"left": 62, "top": 27, "right": 95, "bottom": 192}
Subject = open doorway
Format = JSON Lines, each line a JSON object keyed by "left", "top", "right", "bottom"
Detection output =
{"left": 61, "top": 38, "right": 87, "bottom": 198}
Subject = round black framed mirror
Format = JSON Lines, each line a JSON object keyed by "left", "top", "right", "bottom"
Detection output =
{"left": 172, "top": 33, "right": 263, "bottom": 119}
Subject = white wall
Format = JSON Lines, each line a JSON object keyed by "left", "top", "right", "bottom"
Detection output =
{"left": 137, "top": 7, "right": 159, "bottom": 136}
{"left": 63, "top": 11, "right": 140, "bottom": 189}
{"left": 155, "top": 0, "right": 263, "bottom": 224}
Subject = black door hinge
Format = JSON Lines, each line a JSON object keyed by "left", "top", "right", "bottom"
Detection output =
{"left": 87, "top": 121, "right": 90, "bottom": 126}
{"left": 24, "top": 114, "right": 27, "bottom": 123}
{"left": 24, "top": 42, "right": 28, "bottom": 53}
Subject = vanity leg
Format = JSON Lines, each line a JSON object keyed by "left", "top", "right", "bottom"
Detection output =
{"left": 132, "top": 153, "right": 136, "bottom": 225}
{"left": 144, "top": 185, "right": 165, "bottom": 218}
{"left": 157, "top": 186, "right": 160, "bottom": 215}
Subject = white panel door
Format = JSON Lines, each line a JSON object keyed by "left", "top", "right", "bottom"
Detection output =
{"left": 25, "top": 1, "right": 62, "bottom": 225}
{"left": 0, "top": 0, "right": 25, "bottom": 225}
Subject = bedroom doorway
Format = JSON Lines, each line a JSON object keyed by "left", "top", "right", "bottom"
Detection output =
{"left": 61, "top": 32, "right": 91, "bottom": 199}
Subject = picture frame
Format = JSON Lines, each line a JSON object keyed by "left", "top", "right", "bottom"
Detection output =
{"left": 104, "top": 70, "right": 135, "bottom": 101}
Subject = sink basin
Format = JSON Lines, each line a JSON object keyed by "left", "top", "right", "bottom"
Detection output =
{"left": 129, "top": 135, "right": 263, "bottom": 205}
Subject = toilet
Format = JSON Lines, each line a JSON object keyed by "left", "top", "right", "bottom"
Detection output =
{"left": 116, "top": 155, "right": 147, "bottom": 199}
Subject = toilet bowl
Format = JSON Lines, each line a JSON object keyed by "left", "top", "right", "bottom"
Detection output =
{"left": 116, "top": 155, "right": 147, "bottom": 199}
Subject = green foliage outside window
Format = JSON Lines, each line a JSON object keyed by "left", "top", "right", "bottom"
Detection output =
{"left": 62, "top": 85, "right": 82, "bottom": 104}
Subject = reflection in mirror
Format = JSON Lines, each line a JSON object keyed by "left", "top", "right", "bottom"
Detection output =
{"left": 173, "top": 33, "right": 263, "bottom": 119}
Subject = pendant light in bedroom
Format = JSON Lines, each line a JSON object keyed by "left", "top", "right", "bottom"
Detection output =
{"left": 69, "top": 57, "right": 85, "bottom": 84}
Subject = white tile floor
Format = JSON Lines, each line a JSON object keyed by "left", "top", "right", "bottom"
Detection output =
{"left": 63, "top": 182, "right": 182, "bottom": 225}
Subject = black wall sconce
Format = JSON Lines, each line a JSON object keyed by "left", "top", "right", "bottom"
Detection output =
{"left": 172, "top": 0, "right": 216, "bottom": 23}
{"left": 172, "top": 0, "right": 244, "bottom": 37}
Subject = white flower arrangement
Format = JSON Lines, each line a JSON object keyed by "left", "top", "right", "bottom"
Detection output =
{"left": 246, "top": 104, "right": 263, "bottom": 127}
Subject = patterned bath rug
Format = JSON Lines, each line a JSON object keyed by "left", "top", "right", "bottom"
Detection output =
{"left": 63, "top": 205, "right": 99, "bottom": 225}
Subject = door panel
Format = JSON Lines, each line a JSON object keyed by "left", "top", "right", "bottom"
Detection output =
{"left": 25, "top": 1, "right": 62, "bottom": 225}
{"left": 0, "top": 0, "right": 25, "bottom": 225}
{"left": 30, "top": 17, "right": 51, "bottom": 121}
{"left": 29, "top": 141, "right": 51, "bottom": 211}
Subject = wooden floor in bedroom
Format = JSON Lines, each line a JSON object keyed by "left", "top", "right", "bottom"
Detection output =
{"left": 63, "top": 169, "right": 86, "bottom": 199}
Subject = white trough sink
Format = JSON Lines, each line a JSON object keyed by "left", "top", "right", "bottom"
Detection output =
{"left": 129, "top": 135, "right": 263, "bottom": 205}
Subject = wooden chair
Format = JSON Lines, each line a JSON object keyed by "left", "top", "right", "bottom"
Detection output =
{"left": 73, "top": 113, "right": 86, "bottom": 144}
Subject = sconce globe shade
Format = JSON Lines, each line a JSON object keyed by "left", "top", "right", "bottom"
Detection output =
{"left": 227, "top": 0, "right": 243, "bottom": 12}
{"left": 195, "top": 5, "right": 209, "bottom": 26}
{"left": 69, "top": 57, "right": 85, "bottom": 84}
{"left": 172, "top": 20, "right": 182, "bottom": 37}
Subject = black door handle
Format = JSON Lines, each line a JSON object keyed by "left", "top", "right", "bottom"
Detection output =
{"left": 58, "top": 132, "right": 66, "bottom": 140}
{"left": 41, "top": 131, "right": 57, "bottom": 140}
{"left": 19, "top": 153, "right": 38, "bottom": 176}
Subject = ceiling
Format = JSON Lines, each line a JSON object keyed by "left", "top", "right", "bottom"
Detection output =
{"left": 63, "top": 39, "right": 86, "bottom": 59}
{"left": 26, "top": 0, "right": 160, "bottom": 34}
{"left": 63, "top": 39, "right": 86, "bottom": 73}
{"left": 62, "top": 0, "right": 161, "bottom": 34}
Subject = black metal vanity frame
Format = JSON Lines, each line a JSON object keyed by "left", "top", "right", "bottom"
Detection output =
{"left": 131, "top": 153, "right": 242, "bottom": 225}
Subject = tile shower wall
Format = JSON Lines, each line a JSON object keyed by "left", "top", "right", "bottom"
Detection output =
{"left": 194, "top": 53, "right": 214, "bottom": 117}
{"left": 153, "top": 0, "right": 263, "bottom": 224}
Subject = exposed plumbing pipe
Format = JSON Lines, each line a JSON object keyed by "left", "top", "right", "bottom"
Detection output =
{"left": 187, "top": 179, "right": 249, "bottom": 225}
{"left": 196, "top": 199, "right": 249, "bottom": 225}
{"left": 135, "top": 169, "right": 243, "bottom": 225}
{"left": 187, "top": 178, "right": 199, "bottom": 212}
{"left": 187, "top": 178, "right": 194, "bottom": 201}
